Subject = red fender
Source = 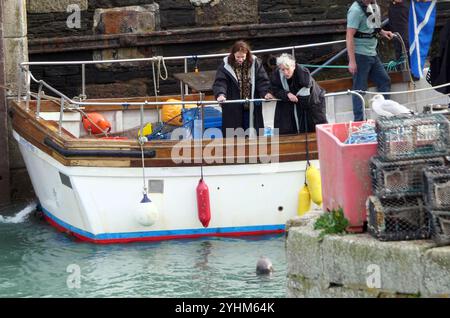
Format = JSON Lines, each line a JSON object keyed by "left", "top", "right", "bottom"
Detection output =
{"left": 196, "top": 178, "right": 211, "bottom": 227}
{"left": 82, "top": 113, "right": 111, "bottom": 135}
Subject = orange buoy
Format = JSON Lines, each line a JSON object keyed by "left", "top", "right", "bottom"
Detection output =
{"left": 82, "top": 113, "right": 111, "bottom": 135}
{"left": 196, "top": 178, "right": 211, "bottom": 227}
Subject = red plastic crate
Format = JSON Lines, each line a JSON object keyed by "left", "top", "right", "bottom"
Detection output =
{"left": 316, "top": 121, "right": 378, "bottom": 232}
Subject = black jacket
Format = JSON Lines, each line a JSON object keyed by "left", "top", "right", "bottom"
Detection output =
{"left": 271, "top": 64, "right": 327, "bottom": 134}
{"left": 212, "top": 56, "right": 271, "bottom": 136}
{"left": 429, "top": 20, "right": 450, "bottom": 94}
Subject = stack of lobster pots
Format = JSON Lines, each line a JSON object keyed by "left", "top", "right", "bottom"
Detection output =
{"left": 366, "top": 113, "right": 450, "bottom": 243}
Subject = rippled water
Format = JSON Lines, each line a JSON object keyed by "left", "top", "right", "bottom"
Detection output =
{"left": 0, "top": 203, "right": 287, "bottom": 298}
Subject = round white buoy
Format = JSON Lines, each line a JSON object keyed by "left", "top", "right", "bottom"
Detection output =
{"left": 135, "top": 193, "right": 159, "bottom": 226}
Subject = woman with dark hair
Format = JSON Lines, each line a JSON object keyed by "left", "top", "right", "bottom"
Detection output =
{"left": 212, "top": 41, "right": 274, "bottom": 137}
{"left": 271, "top": 53, "right": 327, "bottom": 134}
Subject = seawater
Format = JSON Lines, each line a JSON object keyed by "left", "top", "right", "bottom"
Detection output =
{"left": 0, "top": 202, "right": 287, "bottom": 298}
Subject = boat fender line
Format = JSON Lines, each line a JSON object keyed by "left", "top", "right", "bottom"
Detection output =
{"left": 43, "top": 137, "right": 156, "bottom": 158}
{"left": 135, "top": 138, "right": 159, "bottom": 227}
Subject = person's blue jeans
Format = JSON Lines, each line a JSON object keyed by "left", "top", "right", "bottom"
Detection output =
{"left": 352, "top": 54, "right": 391, "bottom": 121}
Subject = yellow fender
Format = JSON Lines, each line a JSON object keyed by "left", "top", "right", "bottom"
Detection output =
{"left": 306, "top": 164, "right": 323, "bottom": 206}
{"left": 297, "top": 184, "right": 311, "bottom": 216}
{"left": 138, "top": 122, "right": 153, "bottom": 137}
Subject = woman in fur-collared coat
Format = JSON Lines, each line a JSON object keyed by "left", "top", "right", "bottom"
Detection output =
{"left": 213, "top": 41, "right": 274, "bottom": 137}
{"left": 271, "top": 53, "right": 327, "bottom": 134}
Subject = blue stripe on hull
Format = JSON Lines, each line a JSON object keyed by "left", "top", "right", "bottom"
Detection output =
{"left": 41, "top": 207, "right": 286, "bottom": 241}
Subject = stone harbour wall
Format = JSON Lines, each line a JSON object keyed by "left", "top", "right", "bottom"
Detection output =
{"left": 25, "top": 0, "right": 373, "bottom": 37}
{"left": 286, "top": 211, "right": 450, "bottom": 298}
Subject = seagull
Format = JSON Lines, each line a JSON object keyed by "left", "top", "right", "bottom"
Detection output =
{"left": 370, "top": 94, "right": 413, "bottom": 117}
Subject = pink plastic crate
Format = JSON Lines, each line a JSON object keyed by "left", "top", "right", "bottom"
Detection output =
{"left": 316, "top": 121, "right": 378, "bottom": 232}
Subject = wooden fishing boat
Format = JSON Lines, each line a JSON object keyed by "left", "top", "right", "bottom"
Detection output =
{"left": 10, "top": 43, "right": 418, "bottom": 243}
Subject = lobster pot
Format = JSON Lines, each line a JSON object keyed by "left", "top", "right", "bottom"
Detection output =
{"left": 423, "top": 167, "right": 450, "bottom": 211}
{"left": 376, "top": 114, "right": 449, "bottom": 161}
{"left": 429, "top": 210, "right": 450, "bottom": 246}
{"left": 370, "top": 156, "right": 445, "bottom": 198}
{"left": 367, "top": 196, "right": 430, "bottom": 241}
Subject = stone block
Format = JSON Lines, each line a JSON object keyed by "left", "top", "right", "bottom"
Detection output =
{"left": 259, "top": 11, "right": 292, "bottom": 24}
{"left": 321, "top": 234, "right": 435, "bottom": 295}
{"left": 7, "top": 118, "right": 25, "bottom": 170}
{"left": 159, "top": 0, "right": 196, "bottom": 29}
{"left": 3, "top": 38, "right": 28, "bottom": 97}
{"left": 10, "top": 168, "right": 35, "bottom": 202}
{"left": 194, "top": 0, "right": 258, "bottom": 26}
{"left": 92, "top": 47, "right": 150, "bottom": 70}
{"left": 3, "top": 0, "right": 27, "bottom": 38}
{"left": 84, "top": 79, "right": 149, "bottom": 99}
{"left": 286, "top": 218, "right": 324, "bottom": 281}
{"left": 93, "top": 4, "right": 160, "bottom": 35}
{"left": 422, "top": 246, "right": 450, "bottom": 297}
{"left": 27, "top": 0, "right": 88, "bottom": 13}
{"left": 287, "top": 275, "right": 385, "bottom": 298}
{"left": 325, "top": 5, "right": 349, "bottom": 19}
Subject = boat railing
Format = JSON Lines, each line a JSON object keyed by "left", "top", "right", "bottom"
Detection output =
{"left": 21, "top": 67, "right": 450, "bottom": 139}
{"left": 22, "top": 67, "right": 367, "bottom": 137}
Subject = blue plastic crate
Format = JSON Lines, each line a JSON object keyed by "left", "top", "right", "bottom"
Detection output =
{"left": 182, "top": 107, "right": 222, "bottom": 138}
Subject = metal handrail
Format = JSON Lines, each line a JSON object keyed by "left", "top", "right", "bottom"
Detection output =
{"left": 311, "top": 19, "right": 389, "bottom": 76}
{"left": 20, "top": 40, "right": 346, "bottom": 67}
{"left": 324, "top": 90, "right": 367, "bottom": 121}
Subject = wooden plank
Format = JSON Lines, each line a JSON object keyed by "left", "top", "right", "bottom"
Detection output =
{"left": 320, "top": 71, "right": 407, "bottom": 93}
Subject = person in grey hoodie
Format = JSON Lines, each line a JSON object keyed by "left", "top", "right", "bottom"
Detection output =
{"left": 213, "top": 40, "right": 274, "bottom": 137}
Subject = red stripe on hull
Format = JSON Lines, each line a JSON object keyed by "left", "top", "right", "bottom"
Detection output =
{"left": 43, "top": 215, "right": 284, "bottom": 244}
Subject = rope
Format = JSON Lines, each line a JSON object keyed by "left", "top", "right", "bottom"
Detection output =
{"left": 198, "top": 100, "right": 204, "bottom": 180}
{"left": 151, "top": 56, "right": 168, "bottom": 95}
{"left": 393, "top": 32, "right": 415, "bottom": 86}
{"left": 156, "top": 56, "right": 168, "bottom": 81}
{"left": 303, "top": 107, "right": 310, "bottom": 185}
{"left": 139, "top": 138, "right": 147, "bottom": 195}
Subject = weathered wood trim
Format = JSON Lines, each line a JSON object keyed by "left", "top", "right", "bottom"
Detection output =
{"left": 320, "top": 71, "right": 408, "bottom": 93}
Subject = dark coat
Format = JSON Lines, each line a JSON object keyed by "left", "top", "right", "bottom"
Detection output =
{"left": 429, "top": 20, "right": 450, "bottom": 94}
{"left": 271, "top": 64, "right": 327, "bottom": 134}
{"left": 212, "top": 56, "right": 271, "bottom": 136}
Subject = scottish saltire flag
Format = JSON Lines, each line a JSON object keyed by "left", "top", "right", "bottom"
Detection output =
{"left": 409, "top": 0, "right": 437, "bottom": 78}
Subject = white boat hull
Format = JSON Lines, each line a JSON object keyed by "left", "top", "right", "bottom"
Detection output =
{"left": 14, "top": 130, "right": 314, "bottom": 243}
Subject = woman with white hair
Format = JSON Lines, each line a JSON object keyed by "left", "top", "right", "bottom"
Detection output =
{"left": 270, "top": 53, "right": 327, "bottom": 134}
